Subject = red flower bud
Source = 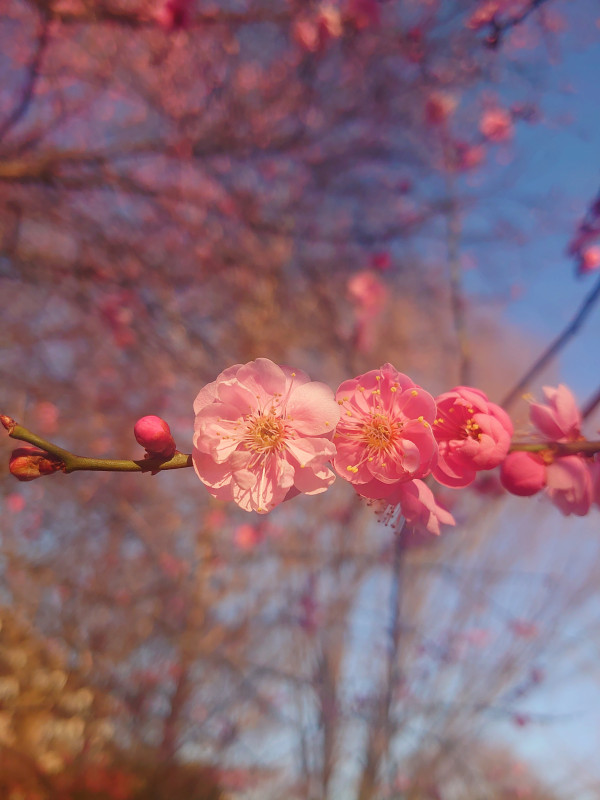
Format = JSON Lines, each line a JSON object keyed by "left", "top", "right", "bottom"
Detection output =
{"left": 500, "top": 451, "right": 546, "bottom": 497}
{"left": 134, "top": 416, "right": 176, "bottom": 459}
{"left": 9, "top": 446, "right": 62, "bottom": 481}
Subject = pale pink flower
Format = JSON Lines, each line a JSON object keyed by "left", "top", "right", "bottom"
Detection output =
{"left": 432, "top": 386, "right": 513, "bottom": 488}
{"left": 546, "top": 455, "right": 593, "bottom": 516}
{"left": 382, "top": 478, "right": 455, "bottom": 536}
{"left": 333, "top": 364, "right": 438, "bottom": 499}
{"left": 193, "top": 359, "right": 340, "bottom": 513}
{"left": 529, "top": 384, "right": 582, "bottom": 441}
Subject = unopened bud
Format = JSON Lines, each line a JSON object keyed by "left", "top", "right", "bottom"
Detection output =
{"left": 500, "top": 451, "right": 546, "bottom": 497}
{"left": 1, "top": 415, "right": 16, "bottom": 433}
{"left": 9, "top": 446, "right": 62, "bottom": 481}
{"left": 134, "top": 416, "right": 176, "bottom": 459}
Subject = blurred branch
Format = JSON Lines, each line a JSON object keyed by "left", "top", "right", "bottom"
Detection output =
{"left": 501, "top": 274, "right": 600, "bottom": 409}
{"left": 0, "top": 11, "right": 49, "bottom": 144}
{"left": 582, "top": 386, "right": 600, "bottom": 421}
{"left": 445, "top": 179, "right": 471, "bottom": 385}
{"left": 509, "top": 440, "right": 600, "bottom": 456}
{"left": 484, "top": 0, "right": 553, "bottom": 49}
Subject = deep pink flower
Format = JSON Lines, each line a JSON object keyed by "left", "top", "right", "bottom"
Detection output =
{"left": 383, "top": 479, "right": 455, "bottom": 536}
{"left": 529, "top": 384, "right": 582, "bottom": 441}
{"left": 134, "top": 415, "right": 177, "bottom": 459}
{"left": 333, "top": 364, "right": 438, "bottom": 499}
{"left": 193, "top": 359, "right": 340, "bottom": 513}
{"left": 500, "top": 451, "right": 546, "bottom": 496}
{"left": 432, "top": 386, "right": 513, "bottom": 488}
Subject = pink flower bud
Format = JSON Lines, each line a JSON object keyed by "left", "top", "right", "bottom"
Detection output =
{"left": 9, "top": 446, "right": 62, "bottom": 481}
{"left": 134, "top": 415, "right": 176, "bottom": 459}
{"left": 500, "top": 451, "right": 546, "bottom": 497}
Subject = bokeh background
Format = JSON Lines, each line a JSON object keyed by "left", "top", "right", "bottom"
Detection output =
{"left": 1, "top": 1, "right": 600, "bottom": 798}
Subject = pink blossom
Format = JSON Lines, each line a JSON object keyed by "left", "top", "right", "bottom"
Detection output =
{"left": 383, "top": 479, "right": 455, "bottom": 536}
{"left": 466, "top": 0, "right": 501, "bottom": 30}
{"left": 193, "top": 359, "right": 340, "bottom": 513}
{"left": 234, "top": 523, "right": 263, "bottom": 550}
{"left": 155, "top": 0, "right": 192, "bottom": 30}
{"left": 578, "top": 245, "right": 600, "bottom": 275}
{"left": 530, "top": 384, "right": 582, "bottom": 441}
{"left": 510, "top": 619, "right": 539, "bottom": 639}
{"left": 479, "top": 107, "right": 513, "bottom": 142}
{"left": 546, "top": 455, "right": 593, "bottom": 516}
{"left": 134, "top": 415, "right": 177, "bottom": 458}
{"left": 345, "top": 0, "right": 380, "bottom": 30}
{"left": 347, "top": 270, "right": 388, "bottom": 352}
{"left": 333, "top": 364, "right": 438, "bottom": 499}
{"left": 502, "top": 386, "right": 593, "bottom": 516}
{"left": 424, "top": 92, "right": 457, "bottom": 126}
{"left": 432, "top": 386, "right": 513, "bottom": 488}
{"left": 347, "top": 270, "right": 387, "bottom": 314}
{"left": 500, "top": 451, "right": 546, "bottom": 496}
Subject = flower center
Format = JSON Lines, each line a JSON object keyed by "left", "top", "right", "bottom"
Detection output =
{"left": 363, "top": 414, "right": 396, "bottom": 451}
{"left": 463, "top": 417, "right": 481, "bottom": 440}
{"left": 245, "top": 413, "right": 286, "bottom": 454}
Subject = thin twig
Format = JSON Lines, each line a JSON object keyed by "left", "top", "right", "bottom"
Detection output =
{"left": 1, "top": 416, "right": 192, "bottom": 473}
{"left": 501, "top": 274, "right": 600, "bottom": 409}
{"left": 0, "top": 12, "right": 49, "bottom": 143}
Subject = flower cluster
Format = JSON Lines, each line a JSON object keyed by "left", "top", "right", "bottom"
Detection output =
{"left": 6, "top": 361, "right": 598, "bottom": 537}
{"left": 191, "top": 360, "right": 523, "bottom": 535}
{"left": 501, "top": 385, "right": 598, "bottom": 516}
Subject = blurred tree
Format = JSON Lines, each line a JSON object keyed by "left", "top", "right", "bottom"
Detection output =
{"left": 2, "top": 1, "right": 600, "bottom": 799}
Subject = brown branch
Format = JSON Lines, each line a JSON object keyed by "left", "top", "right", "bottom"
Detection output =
{"left": 483, "top": 0, "right": 553, "bottom": 49}
{"left": 0, "top": 11, "right": 49, "bottom": 143}
{"left": 501, "top": 274, "right": 600, "bottom": 409}
{"left": 1, "top": 415, "right": 192, "bottom": 474}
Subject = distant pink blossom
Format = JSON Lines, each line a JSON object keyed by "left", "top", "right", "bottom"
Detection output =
{"left": 234, "top": 523, "right": 263, "bottom": 550}
{"left": 479, "top": 107, "right": 513, "bottom": 142}
{"left": 451, "top": 140, "right": 486, "bottom": 171}
{"left": 155, "top": 0, "right": 192, "bottom": 30}
{"left": 193, "top": 359, "right": 340, "bottom": 513}
{"left": 347, "top": 270, "right": 388, "bottom": 352}
{"left": 510, "top": 619, "right": 539, "bottom": 639}
{"left": 578, "top": 246, "right": 600, "bottom": 275}
{"left": 425, "top": 92, "right": 457, "bottom": 126}
{"left": 466, "top": 0, "right": 501, "bottom": 30}
{"left": 333, "top": 364, "right": 438, "bottom": 499}
{"left": 432, "top": 386, "right": 513, "bottom": 488}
